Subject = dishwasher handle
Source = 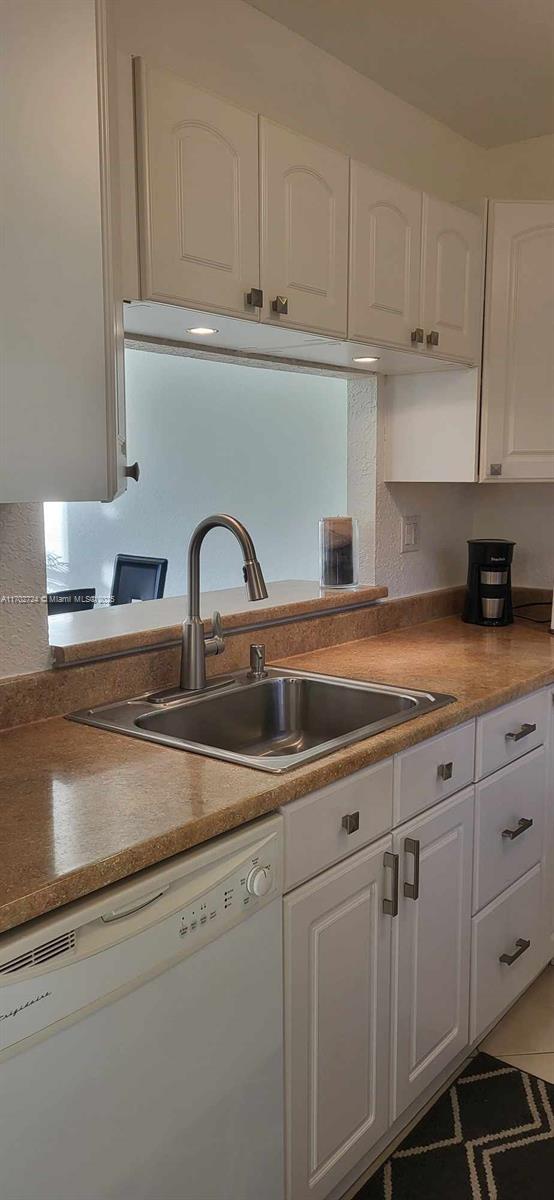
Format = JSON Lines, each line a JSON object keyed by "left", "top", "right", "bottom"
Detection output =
{"left": 101, "top": 886, "right": 170, "bottom": 923}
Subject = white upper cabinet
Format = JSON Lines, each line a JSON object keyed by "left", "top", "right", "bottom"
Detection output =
{"left": 349, "top": 171, "right": 482, "bottom": 363}
{"left": 259, "top": 119, "right": 349, "bottom": 337}
{"left": 421, "top": 196, "right": 483, "bottom": 362}
{"left": 480, "top": 201, "right": 554, "bottom": 482}
{"left": 0, "top": 0, "right": 126, "bottom": 502}
{"left": 129, "top": 66, "right": 484, "bottom": 359}
{"left": 134, "top": 61, "right": 260, "bottom": 319}
{"left": 349, "top": 163, "right": 422, "bottom": 349}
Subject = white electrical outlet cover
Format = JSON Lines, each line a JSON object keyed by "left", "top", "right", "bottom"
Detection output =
{"left": 401, "top": 514, "right": 420, "bottom": 553}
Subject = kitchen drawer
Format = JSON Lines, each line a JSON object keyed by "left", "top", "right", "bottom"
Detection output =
{"left": 282, "top": 758, "right": 393, "bottom": 892}
{"left": 393, "top": 721, "right": 475, "bottom": 824}
{"left": 475, "top": 689, "right": 547, "bottom": 780}
{"left": 470, "top": 862, "right": 547, "bottom": 1041}
{"left": 473, "top": 747, "right": 546, "bottom": 913}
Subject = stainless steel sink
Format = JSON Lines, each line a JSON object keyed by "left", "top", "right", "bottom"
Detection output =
{"left": 69, "top": 668, "right": 455, "bottom": 773}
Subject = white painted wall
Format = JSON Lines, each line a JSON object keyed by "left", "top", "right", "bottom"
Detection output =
{"left": 483, "top": 134, "right": 554, "bottom": 202}
{"left": 471, "top": 484, "right": 554, "bottom": 588}
{"left": 45, "top": 351, "right": 347, "bottom": 601}
{"left": 0, "top": 504, "right": 50, "bottom": 678}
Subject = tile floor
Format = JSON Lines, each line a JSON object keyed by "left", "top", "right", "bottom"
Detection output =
{"left": 480, "top": 963, "right": 554, "bottom": 1082}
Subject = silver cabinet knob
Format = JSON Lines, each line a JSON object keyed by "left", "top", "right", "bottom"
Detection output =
{"left": 246, "top": 287, "right": 263, "bottom": 309}
{"left": 437, "top": 761, "right": 453, "bottom": 781}
{"left": 124, "top": 461, "right": 140, "bottom": 481}
{"left": 341, "top": 811, "right": 360, "bottom": 835}
{"left": 426, "top": 330, "right": 440, "bottom": 346}
{"left": 411, "top": 328, "right": 424, "bottom": 344}
{"left": 271, "top": 295, "right": 288, "bottom": 315}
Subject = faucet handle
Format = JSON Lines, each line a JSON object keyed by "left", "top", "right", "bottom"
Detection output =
{"left": 205, "top": 610, "right": 225, "bottom": 658}
{"left": 212, "top": 610, "right": 224, "bottom": 641}
{"left": 248, "top": 643, "right": 268, "bottom": 680}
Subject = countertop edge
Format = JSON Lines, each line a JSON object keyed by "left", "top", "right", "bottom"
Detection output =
{"left": 1, "top": 659, "right": 552, "bottom": 937}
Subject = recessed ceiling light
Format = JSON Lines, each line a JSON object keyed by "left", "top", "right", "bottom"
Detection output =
{"left": 186, "top": 326, "right": 219, "bottom": 336}
{"left": 353, "top": 355, "right": 380, "bottom": 363}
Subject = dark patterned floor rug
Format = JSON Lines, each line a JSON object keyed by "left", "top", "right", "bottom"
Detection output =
{"left": 354, "top": 1052, "right": 554, "bottom": 1200}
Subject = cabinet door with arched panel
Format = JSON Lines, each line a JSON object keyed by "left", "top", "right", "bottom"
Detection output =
{"left": 134, "top": 61, "right": 260, "bottom": 318}
{"left": 349, "top": 163, "right": 422, "bottom": 348}
{"left": 480, "top": 201, "right": 554, "bottom": 481}
{"left": 421, "top": 195, "right": 483, "bottom": 362}
{"left": 260, "top": 119, "right": 349, "bottom": 336}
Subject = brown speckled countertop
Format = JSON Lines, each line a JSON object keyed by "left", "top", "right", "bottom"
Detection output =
{"left": 1, "top": 617, "right": 552, "bottom": 935}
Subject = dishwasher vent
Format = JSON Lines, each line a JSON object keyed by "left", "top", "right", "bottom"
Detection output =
{"left": 0, "top": 929, "right": 77, "bottom": 976}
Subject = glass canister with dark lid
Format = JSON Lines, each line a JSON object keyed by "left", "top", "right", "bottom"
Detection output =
{"left": 319, "top": 517, "right": 359, "bottom": 589}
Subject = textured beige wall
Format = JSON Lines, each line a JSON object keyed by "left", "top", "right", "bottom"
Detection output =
{"left": 0, "top": 505, "right": 50, "bottom": 678}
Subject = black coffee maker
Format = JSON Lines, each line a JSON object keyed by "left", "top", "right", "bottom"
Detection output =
{"left": 462, "top": 539, "right": 515, "bottom": 626}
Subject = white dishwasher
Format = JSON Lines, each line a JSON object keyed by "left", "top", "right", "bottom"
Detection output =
{"left": 0, "top": 814, "right": 284, "bottom": 1200}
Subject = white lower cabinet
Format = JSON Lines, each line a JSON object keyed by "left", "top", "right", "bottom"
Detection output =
{"left": 390, "top": 788, "right": 474, "bottom": 1121}
{"left": 470, "top": 862, "right": 548, "bottom": 1041}
{"left": 282, "top": 689, "right": 552, "bottom": 1200}
{"left": 284, "top": 836, "right": 393, "bottom": 1200}
{"left": 473, "top": 747, "right": 547, "bottom": 913}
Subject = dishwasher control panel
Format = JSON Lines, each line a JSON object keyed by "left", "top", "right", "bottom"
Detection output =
{"left": 0, "top": 816, "right": 282, "bottom": 1055}
{"left": 178, "top": 850, "right": 274, "bottom": 939}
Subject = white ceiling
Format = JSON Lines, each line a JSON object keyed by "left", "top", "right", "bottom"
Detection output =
{"left": 246, "top": 0, "right": 554, "bottom": 147}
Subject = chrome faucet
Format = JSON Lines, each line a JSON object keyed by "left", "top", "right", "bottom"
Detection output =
{"left": 181, "top": 514, "right": 268, "bottom": 692}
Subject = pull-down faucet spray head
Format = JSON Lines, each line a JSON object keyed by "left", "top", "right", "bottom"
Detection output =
{"left": 243, "top": 557, "right": 268, "bottom": 602}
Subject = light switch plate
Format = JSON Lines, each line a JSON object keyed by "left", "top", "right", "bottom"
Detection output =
{"left": 401, "top": 514, "right": 420, "bottom": 554}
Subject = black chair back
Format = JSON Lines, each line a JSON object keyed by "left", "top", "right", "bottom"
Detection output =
{"left": 111, "top": 555, "right": 168, "bottom": 605}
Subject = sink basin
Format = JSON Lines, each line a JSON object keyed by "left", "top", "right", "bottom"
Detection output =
{"left": 70, "top": 668, "right": 454, "bottom": 773}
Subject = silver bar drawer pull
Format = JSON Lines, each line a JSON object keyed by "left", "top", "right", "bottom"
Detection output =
{"left": 505, "top": 723, "right": 536, "bottom": 743}
{"left": 437, "top": 762, "right": 453, "bottom": 781}
{"left": 101, "top": 886, "right": 170, "bottom": 923}
{"left": 383, "top": 852, "right": 399, "bottom": 917}
{"left": 403, "top": 837, "right": 420, "bottom": 900}
{"left": 342, "top": 812, "right": 360, "bottom": 835}
{"left": 502, "top": 817, "right": 534, "bottom": 841}
{"left": 499, "top": 938, "right": 531, "bottom": 966}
